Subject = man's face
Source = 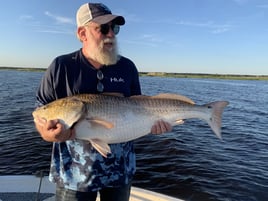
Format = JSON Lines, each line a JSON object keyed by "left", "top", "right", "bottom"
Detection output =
{"left": 82, "top": 21, "right": 119, "bottom": 65}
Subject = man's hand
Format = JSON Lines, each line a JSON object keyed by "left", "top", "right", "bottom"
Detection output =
{"left": 151, "top": 120, "right": 172, "bottom": 134}
{"left": 34, "top": 116, "right": 75, "bottom": 142}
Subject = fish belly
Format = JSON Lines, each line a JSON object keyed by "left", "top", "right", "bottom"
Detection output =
{"left": 74, "top": 112, "right": 157, "bottom": 144}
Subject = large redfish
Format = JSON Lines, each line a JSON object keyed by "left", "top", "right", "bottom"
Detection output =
{"left": 32, "top": 93, "right": 229, "bottom": 157}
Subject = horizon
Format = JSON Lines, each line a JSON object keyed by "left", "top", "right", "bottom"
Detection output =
{"left": 1, "top": 66, "right": 268, "bottom": 77}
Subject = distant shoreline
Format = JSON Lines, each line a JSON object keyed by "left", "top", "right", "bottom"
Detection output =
{"left": 139, "top": 72, "right": 268, "bottom": 80}
{"left": 1, "top": 66, "right": 268, "bottom": 80}
{"left": 0, "top": 66, "right": 46, "bottom": 72}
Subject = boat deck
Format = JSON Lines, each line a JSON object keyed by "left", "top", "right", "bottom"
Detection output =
{"left": 0, "top": 175, "right": 183, "bottom": 201}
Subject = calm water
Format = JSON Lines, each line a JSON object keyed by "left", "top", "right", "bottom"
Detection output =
{"left": 0, "top": 70, "right": 267, "bottom": 201}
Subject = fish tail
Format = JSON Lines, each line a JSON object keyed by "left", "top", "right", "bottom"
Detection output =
{"left": 205, "top": 101, "right": 229, "bottom": 139}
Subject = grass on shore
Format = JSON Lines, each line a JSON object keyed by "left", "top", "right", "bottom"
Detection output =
{"left": 1, "top": 66, "right": 268, "bottom": 80}
{"left": 140, "top": 72, "right": 268, "bottom": 80}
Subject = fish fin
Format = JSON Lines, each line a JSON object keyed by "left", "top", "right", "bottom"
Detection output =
{"left": 90, "top": 139, "right": 111, "bottom": 158}
{"left": 102, "top": 92, "right": 124, "bottom": 97}
{"left": 152, "top": 93, "right": 195, "bottom": 104}
{"left": 130, "top": 95, "right": 150, "bottom": 99}
{"left": 130, "top": 93, "right": 195, "bottom": 105}
{"left": 86, "top": 118, "right": 114, "bottom": 129}
{"left": 205, "top": 101, "right": 229, "bottom": 139}
{"left": 175, "top": 119, "right": 184, "bottom": 125}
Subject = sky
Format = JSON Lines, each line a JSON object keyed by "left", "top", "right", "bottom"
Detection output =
{"left": 0, "top": 0, "right": 268, "bottom": 75}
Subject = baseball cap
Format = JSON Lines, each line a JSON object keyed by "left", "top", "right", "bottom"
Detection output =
{"left": 76, "top": 3, "right": 125, "bottom": 27}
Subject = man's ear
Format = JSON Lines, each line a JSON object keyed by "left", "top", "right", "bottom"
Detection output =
{"left": 77, "top": 26, "right": 87, "bottom": 42}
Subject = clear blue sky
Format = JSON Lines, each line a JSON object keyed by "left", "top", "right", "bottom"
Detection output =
{"left": 1, "top": 0, "right": 268, "bottom": 75}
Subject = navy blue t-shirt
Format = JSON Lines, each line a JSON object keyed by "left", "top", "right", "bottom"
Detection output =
{"left": 36, "top": 49, "right": 141, "bottom": 191}
{"left": 37, "top": 49, "right": 141, "bottom": 104}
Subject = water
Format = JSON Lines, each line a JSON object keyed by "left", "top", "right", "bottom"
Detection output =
{"left": 0, "top": 70, "right": 268, "bottom": 201}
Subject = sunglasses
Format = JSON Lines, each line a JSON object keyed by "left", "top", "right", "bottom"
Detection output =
{"left": 98, "top": 23, "right": 120, "bottom": 35}
{"left": 97, "top": 70, "right": 104, "bottom": 92}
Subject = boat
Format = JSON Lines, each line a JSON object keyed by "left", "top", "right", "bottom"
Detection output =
{"left": 0, "top": 175, "right": 184, "bottom": 201}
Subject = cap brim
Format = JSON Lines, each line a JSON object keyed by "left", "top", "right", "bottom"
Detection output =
{"left": 92, "top": 14, "right": 125, "bottom": 25}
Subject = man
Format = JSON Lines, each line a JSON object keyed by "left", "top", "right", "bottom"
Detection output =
{"left": 34, "top": 3, "right": 172, "bottom": 201}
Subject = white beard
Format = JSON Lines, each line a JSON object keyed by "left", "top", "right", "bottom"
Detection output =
{"left": 85, "top": 36, "right": 120, "bottom": 66}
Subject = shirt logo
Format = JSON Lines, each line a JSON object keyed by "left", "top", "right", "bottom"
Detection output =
{"left": 110, "top": 77, "right": 125, "bottom": 83}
